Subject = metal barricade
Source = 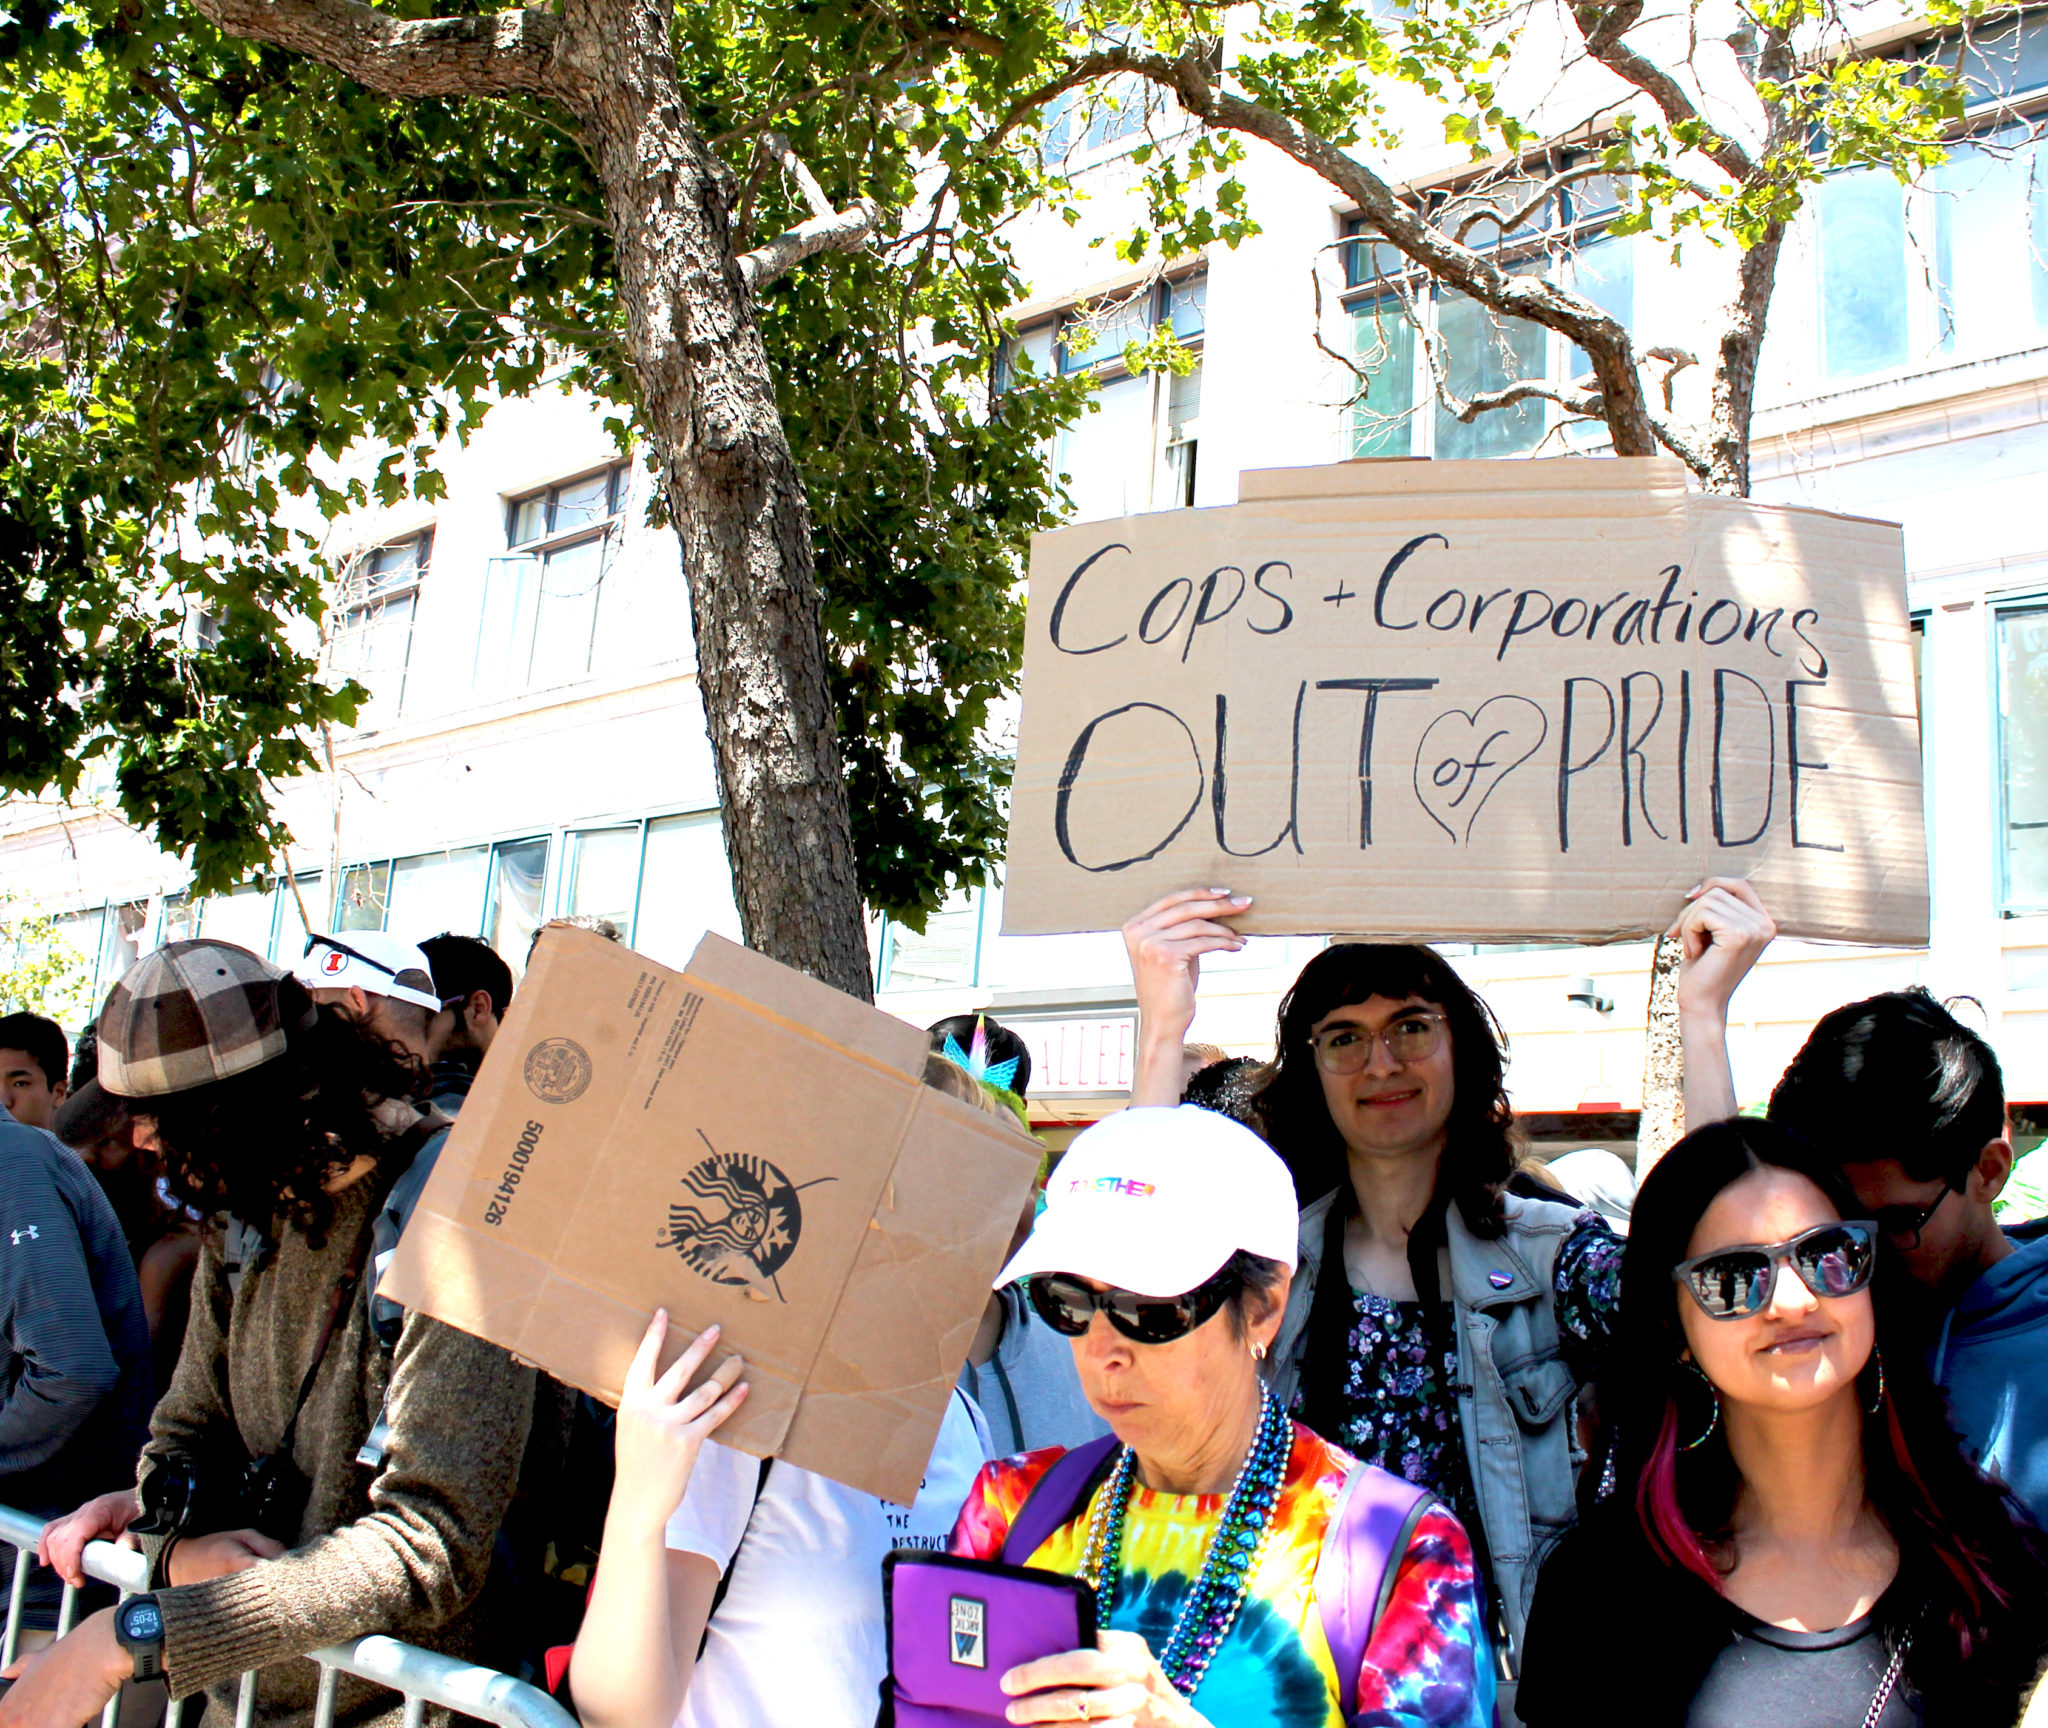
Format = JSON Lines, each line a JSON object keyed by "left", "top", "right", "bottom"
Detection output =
{"left": 0, "top": 1506, "right": 575, "bottom": 1728}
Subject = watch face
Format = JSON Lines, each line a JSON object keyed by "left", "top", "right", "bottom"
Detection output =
{"left": 121, "top": 1602, "right": 163, "bottom": 1641}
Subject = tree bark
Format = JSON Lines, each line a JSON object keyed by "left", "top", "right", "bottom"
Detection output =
{"left": 190, "top": 0, "right": 877, "bottom": 1000}
{"left": 555, "top": 0, "right": 873, "bottom": 999}
{"left": 1637, "top": 933, "right": 1686, "bottom": 1177}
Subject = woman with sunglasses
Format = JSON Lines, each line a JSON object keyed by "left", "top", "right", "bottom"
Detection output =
{"left": 1517, "top": 1117, "right": 2048, "bottom": 1728}
{"left": 949, "top": 1106, "right": 1495, "bottom": 1728}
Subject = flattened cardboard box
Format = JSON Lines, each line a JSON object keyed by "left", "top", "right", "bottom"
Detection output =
{"left": 379, "top": 927, "right": 1040, "bottom": 1505}
{"left": 1004, "top": 457, "right": 1928, "bottom": 947}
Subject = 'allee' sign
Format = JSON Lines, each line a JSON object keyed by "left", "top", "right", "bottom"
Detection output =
{"left": 1002, "top": 458, "right": 1927, "bottom": 947}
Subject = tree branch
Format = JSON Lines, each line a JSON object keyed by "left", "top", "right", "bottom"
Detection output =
{"left": 188, "top": 0, "right": 568, "bottom": 98}
{"left": 1565, "top": 0, "right": 1755, "bottom": 182}
{"left": 739, "top": 199, "right": 885, "bottom": 291}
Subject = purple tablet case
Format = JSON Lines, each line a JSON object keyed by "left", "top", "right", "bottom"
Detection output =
{"left": 881, "top": 1550, "right": 1098, "bottom": 1728}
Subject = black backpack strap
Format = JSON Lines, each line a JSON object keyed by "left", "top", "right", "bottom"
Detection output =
{"left": 697, "top": 1456, "right": 775, "bottom": 1658}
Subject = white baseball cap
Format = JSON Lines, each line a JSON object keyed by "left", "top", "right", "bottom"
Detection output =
{"left": 995, "top": 1105, "right": 1300, "bottom": 1297}
{"left": 295, "top": 932, "right": 444, "bottom": 1014}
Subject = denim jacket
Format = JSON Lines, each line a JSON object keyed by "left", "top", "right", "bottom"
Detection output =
{"left": 1265, "top": 1188, "right": 1584, "bottom": 1671}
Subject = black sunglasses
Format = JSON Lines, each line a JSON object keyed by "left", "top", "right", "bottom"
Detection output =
{"left": 1673, "top": 1221, "right": 1879, "bottom": 1320}
{"left": 1870, "top": 1184, "right": 1955, "bottom": 1250}
{"left": 1026, "top": 1267, "right": 1239, "bottom": 1344}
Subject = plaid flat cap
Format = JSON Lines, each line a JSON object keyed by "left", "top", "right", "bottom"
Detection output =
{"left": 98, "top": 939, "right": 311, "bottom": 1098}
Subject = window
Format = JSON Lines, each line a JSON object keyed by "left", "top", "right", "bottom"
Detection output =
{"left": 563, "top": 826, "right": 643, "bottom": 933}
{"left": 632, "top": 812, "right": 743, "bottom": 968}
{"left": 486, "top": 838, "right": 551, "bottom": 969}
{"left": 334, "top": 862, "right": 393, "bottom": 932}
{"left": 475, "top": 463, "right": 630, "bottom": 697}
{"left": 877, "top": 891, "right": 987, "bottom": 992}
{"left": 1344, "top": 174, "right": 1631, "bottom": 459}
{"left": 1042, "top": 275, "right": 1206, "bottom": 522}
{"left": 1930, "top": 125, "right": 2048, "bottom": 355}
{"left": 386, "top": 848, "right": 491, "bottom": 940}
{"left": 332, "top": 531, "right": 431, "bottom": 723}
{"left": 1815, "top": 171, "right": 1910, "bottom": 381}
{"left": 1043, "top": 75, "right": 1155, "bottom": 161}
{"left": 1999, "top": 606, "right": 2048, "bottom": 910}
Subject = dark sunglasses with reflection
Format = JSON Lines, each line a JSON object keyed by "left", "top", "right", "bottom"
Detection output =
{"left": 1026, "top": 1266, "right": 1241, "bottom": 1345}
{"left": 1672, "top": 1220, "right": 1879, "bottom": 1321}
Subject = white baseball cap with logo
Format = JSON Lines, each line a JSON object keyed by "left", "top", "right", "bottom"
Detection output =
{"left": 294, "top": 932, "right": 444, "bottom": 1014}
{"left": 994, "top": 1105, "right": 1300, "bottom": 1298}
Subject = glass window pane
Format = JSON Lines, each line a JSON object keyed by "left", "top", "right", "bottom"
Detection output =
{"left": 48, "top": 909, "right": 107, "bottom": 996}
{"left": 473, "top": 555, "right": 538, "bottom": 701}
{"left": 1351, "top": 297, "right": 1417, "bottom": 457}
{"left": 1565, "top": 233, "right": 1635, "bottom": 381}
{"left": 1054, "top": 372, "right": 1155, "bottom": 522}
{"left": 386, "top": 848, "right": 491, "bottom": 945}
{"left": 271, "top": 875, "right": 322, "bottom": 963}
{"left": 198, "top": 884, "right": 274, "bottom": 957}
{"left": 1434, "top": 290, "right": 1545, "bottom": 458}
{"left": 1816, "top": 171, "right": 1908, "bottom": 380}
{"left": 508, "top": 493, "right": 549, "bottom": 547}
{"left": 1930, "top": 129, "right": 2048, "bottom": 352}
{"left": 1166, "top": 276, "right": 1206, "bottom": 339}
{"left": 100, "top": 902, "right": 146, "bottom": 989}
{"left": 334, "top": 862, "right": 392, "bottom": 932}
{"left": 1059, "top": 297, "right": 1152, "bottom": 373}
{"left": 2004, "top": 610, "right": 2048, "bottom": 907}
{"left": 632, "top": 813, "right": 742, "bottom": 969}
{"left": 333, "top": 592, "right": 416, "bottom": 722}
{"left": 162, "top": 894, "right": 200, "bottom": 944}
{"left": 882, "top": 895, "right": 981, "bottom": 991}
{"left": 487, "top": 839, "right": 551, "bottom": 975}
{"left": 551, "top": 469, "right": 615, "bottom": 535}
{"left": 529, "top": 538, "right": 605, "bottom": 688}
{"left": 564, "top": 827, "right": 643, "bottom": 937}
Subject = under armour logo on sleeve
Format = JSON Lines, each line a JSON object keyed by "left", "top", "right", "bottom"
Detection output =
{"left": 9, "top": 1226, "right": 39, "bottom": 1245}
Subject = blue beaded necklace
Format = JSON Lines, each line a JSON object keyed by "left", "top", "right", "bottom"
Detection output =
{"left": 1076, "top": 1387, "right": 1293, "bottom": 1699}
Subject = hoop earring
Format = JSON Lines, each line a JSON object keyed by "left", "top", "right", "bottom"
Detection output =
{"left": 1680, "top": 1360, "right": 1721, "bottom": 1451}
{"left": 1864, "top": 1349, "right": 1886, "bottom": 1418}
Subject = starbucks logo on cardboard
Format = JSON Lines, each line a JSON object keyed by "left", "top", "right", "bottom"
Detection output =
{"left": 658, "top": 1135, "right": 834, "bottom": 1297}
{"left": 524, "top": 1037, "right": 592, "bottom": 1104}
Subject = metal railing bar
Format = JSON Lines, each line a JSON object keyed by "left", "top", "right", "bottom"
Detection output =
{"left": 0, "top": 1506, "right": 577, "bottom": 1728}
{"left": 2, "top": 1538, "right": 29, "bottom": 1669}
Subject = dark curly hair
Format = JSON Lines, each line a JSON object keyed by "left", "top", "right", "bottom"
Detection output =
{"left": 1596, "top": 1117, "right": 2048, "bottom": 1724}
{"left": 146, "top": 981, "right": 431, "bottom": 1247}
{"left": 1262, "top": 943, "right": 1519, "bottom": 1442}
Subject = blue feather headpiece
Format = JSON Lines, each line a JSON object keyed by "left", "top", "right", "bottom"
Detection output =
{"left": 941, "top": 1016, "right": 1021, "bottom": 1094}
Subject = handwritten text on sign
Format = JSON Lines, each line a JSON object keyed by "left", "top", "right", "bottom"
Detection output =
{"left": 1002, "top": 460, "right": 1926, "bottom": 947}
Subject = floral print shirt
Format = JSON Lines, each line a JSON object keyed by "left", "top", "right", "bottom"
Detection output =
{"left": 1311, "top": 1211, "right": 1622, "bottom": 1539}
{"left": 949, "top": 1424, "right": 1496, "bottom": 1728}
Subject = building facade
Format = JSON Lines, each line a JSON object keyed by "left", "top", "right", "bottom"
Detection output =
{"left": 9, "top": 12, "right": 2048, "bottom": 1157}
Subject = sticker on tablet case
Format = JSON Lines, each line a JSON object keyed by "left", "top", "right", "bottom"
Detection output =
{"left": 949, "top": 1596, "right": 987, "bottom": 1668}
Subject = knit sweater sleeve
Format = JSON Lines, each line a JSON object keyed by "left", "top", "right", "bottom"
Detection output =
{"left": 154, "top": 1311, "right": 538, "bottom": 1700}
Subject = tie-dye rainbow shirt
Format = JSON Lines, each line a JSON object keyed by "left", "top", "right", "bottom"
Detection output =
{"left": 947, "top": 1422, "right": 1496, "bottom": 1728}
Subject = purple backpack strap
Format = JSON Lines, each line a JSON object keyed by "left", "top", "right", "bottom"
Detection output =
{"left": 1001, "top": 1435, "right": 1122, "bottom": 1566}
{"left": 1316, "top": 1462, "right": 1434, "bottom": 1721}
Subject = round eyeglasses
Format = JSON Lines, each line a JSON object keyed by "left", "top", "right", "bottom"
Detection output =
{"left": 1309, "top": 1011, "right": 1446, "bottom": 1076}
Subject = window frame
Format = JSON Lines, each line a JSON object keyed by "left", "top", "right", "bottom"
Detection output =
{"left": 504, "top": 462, "right": 631, "bottom": 556}
{"left": 1993, "top": 595, "right": 2048, "bottom": 915}
{"left": 1339, "top": 163, "right": 1632, "bottom": 460}
{"left": 332, "top": 528, "right": 434, "bottom": 720}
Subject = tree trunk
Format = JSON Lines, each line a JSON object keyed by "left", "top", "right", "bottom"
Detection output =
{"left": 559, "top": 0, "right": 873, "bottom": 1000}
{"left": 1636, "top": 933, "right": 1686, "bottom": 1178}
{"left": 1704, "top": 221, "right": 1786, "bottom": 498}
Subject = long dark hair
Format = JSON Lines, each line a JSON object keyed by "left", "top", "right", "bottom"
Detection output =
{"left": 1599, "top": 1117, "right": 2048, "bottom": 1721}
{"left": 1258, "top": 942, "right": 1516, "bottom": 1226}
{"left": 1264, "top": 944, "right": 1517, "bottom": 1443}
{"left": 148, "top": 982, "right": 430, "bottom": 1247}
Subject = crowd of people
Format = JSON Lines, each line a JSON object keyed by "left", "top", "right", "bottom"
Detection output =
{"left": 1, "top": 881, "right": 2046, "bottom": 1727}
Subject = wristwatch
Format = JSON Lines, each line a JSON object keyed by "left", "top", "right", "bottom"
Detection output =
{"left": 113, "top": 1593, "right": 165, "bottom": 1683}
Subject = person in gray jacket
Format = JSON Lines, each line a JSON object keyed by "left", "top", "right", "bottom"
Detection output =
{"left": 1119, "top": 889, "right": 1732, "bottom": 1675}
{"left": 0, "top": 1113, "right": 152, "bottom": 1631}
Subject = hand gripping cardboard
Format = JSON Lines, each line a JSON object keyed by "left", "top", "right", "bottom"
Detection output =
{"left": 376, "top": 926, "right": 1040, "bottom": 1505}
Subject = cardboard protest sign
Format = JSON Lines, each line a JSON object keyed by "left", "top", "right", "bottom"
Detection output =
{"left": 377, "top": 926, "right": 1040, "bottom": 1505}
{"left": 1004, "top": 458, "right": 1926, "bottom": 946}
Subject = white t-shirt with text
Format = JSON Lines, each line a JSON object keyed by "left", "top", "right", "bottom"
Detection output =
{"left": 664, "top": 1389, "right": 992, "bottom": 1728}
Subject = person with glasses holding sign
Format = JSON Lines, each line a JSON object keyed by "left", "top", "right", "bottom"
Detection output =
{"left": 1517, "top": 1117, "right": 2048, "bottom": 1728}
{"left": 1119, "top": 890, "right": 1762, "bottom": 1683}
{"left": 947, "top": 1106, "right": 1494, "bottom": 1728}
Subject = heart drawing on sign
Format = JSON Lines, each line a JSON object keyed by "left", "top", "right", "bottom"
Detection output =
{"left": 1412, "top": 696, "right": 1549, "bottom": 845}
